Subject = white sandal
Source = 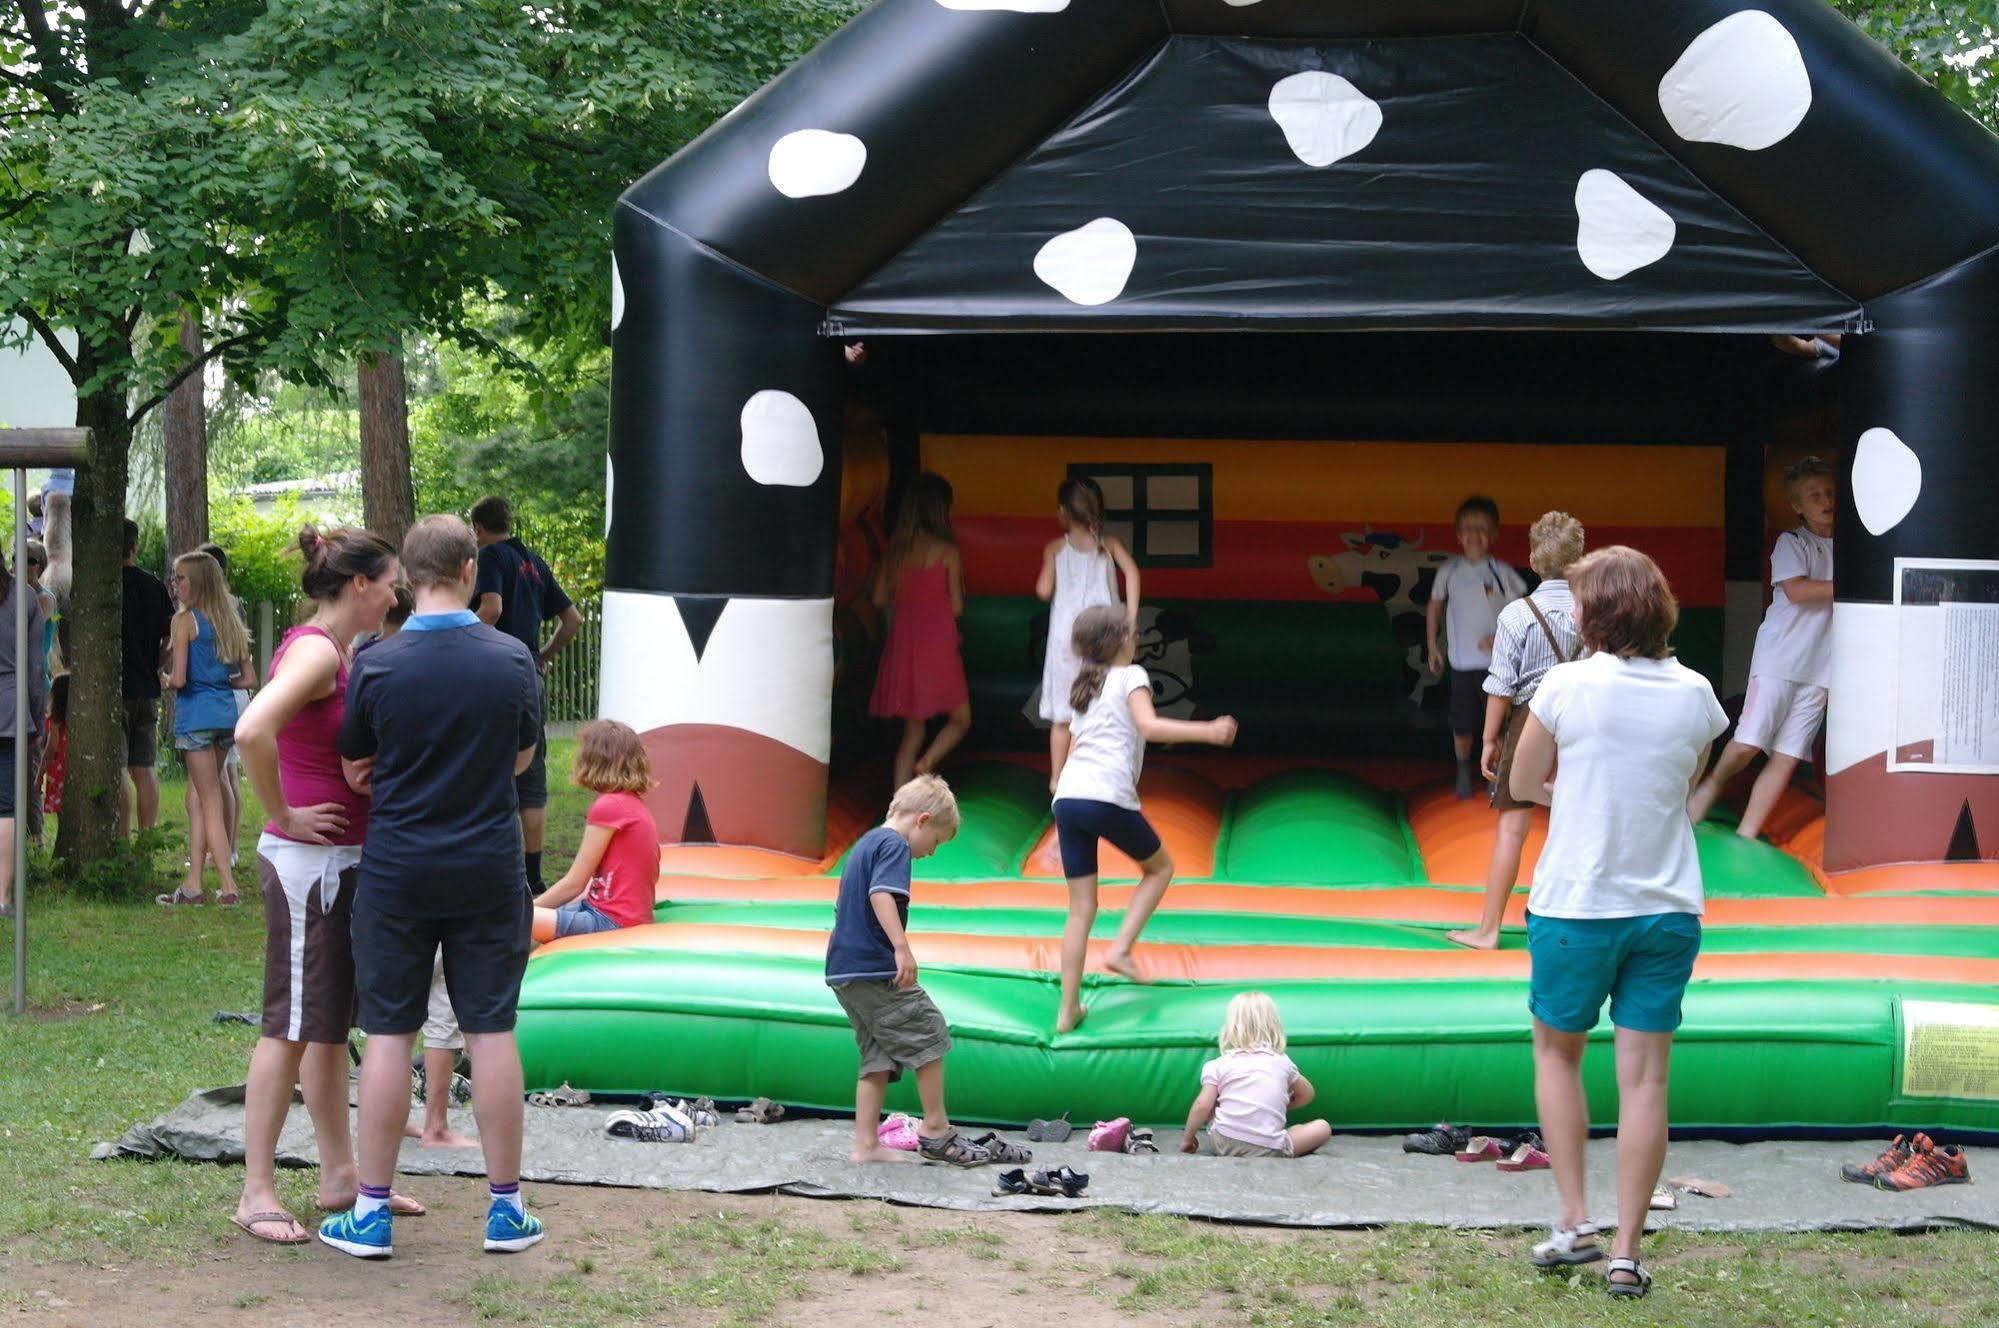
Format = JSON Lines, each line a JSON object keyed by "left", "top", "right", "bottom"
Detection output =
{"left": 1530, "top": 1222, "right": 1605, "bottom": 1268}
{"left": 1606, "top": 1257, "right": 1652, "bottom": 1298}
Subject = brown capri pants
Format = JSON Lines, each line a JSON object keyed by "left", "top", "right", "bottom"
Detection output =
{"left": 257, "top": 834, "right": 363, "bottom": 1044}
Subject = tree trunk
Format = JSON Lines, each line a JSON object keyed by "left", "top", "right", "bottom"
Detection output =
{"left": 358, "top": 343, "right": 414, "bottom": 547}
{"left": 54, "top": 341, "right": 134, "bottom": 871}
{"left": 162, "top": 308, "right": 208, "bottom": 559}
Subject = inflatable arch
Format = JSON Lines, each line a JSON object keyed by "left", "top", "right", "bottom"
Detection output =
{"left": 557, "top": 1, "right": 1999, "bottom": 1129}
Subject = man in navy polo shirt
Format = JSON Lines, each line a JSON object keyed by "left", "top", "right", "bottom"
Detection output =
{"left": 319, "top": 515, "right": 545, "bottom": 1261}
{"left": 469, "top": 495, "right": 582, "bottom": 892}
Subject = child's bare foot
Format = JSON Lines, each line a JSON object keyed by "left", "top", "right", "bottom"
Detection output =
{"left": 420, "top": 1126, "right": 479, "bottom": 1149}
{"left": 1055, "top": 1003, "right": 1087, "bottom": 1034}
{"left": 1103, "top": 951, "right": 1148, "bottom": 984}
{"left": 1445, "top": 929, "right": 1499, "bottom": 951}
{"left": 851, "top": 1144, "right": 916, "bottom": 1164}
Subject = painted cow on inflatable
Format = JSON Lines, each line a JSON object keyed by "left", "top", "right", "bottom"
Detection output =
{"left": 1308, "top": 528, "right": 1451, "bottom": 708}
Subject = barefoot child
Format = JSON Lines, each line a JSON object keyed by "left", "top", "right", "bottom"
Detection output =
{"left": 869, "top": 474, "right": 972, "bottom": 791}
{"left": 1180, "top": 992, "right": 1330, "bottom": 1158}
{"left": 826, "top": 775, "right": 990, "bottom": 1166}
{"left": 1427, "top": 497, "right": 1527, "bottom": 799}
{"left": 531, "top": 719, "right": 662, "bottom": 940}
{"left": 1688, "top": 457, "right": 1835, "bottom": 839}
{"left": 160, "top": 551, "right": 254, "bottom": 905}
{"left": 1036, "top": 478, "right": 1139, "bottom": 790}
{"left": 1052, "top": 605, "right": 1237, "bottom": 1034}
{"left": 1448, "top": 512, "right": 1585, "bottom": 951}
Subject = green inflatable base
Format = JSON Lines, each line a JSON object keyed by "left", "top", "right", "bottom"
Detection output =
{"left": 516, "top": 948, "right": 1999, "bottom": 1133}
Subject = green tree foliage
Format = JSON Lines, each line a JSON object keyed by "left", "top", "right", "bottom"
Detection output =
{"left": 1834, "top": 2, "right": 1999, "bottom": 129}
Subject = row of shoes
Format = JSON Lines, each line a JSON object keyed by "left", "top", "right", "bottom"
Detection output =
{"left": 1404, "top": 1122, "right": 1549, "bottom": 1171}
{"left": 877, "top": 1113, "right": 1034, "bottom": 1164}
{"left": 993, "top": 1166, "right": 1089, "bottom": 1198}
{"left": 1841, "top": 1133, "right": 1971, "bottom": 1191}
{"left": 605, "top": 1095, "right": 722, "bottom": 1143}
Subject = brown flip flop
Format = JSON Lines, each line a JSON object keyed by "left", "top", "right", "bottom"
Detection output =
{"left": 231, "top": 1210, "right": 309, "bottom": 1245}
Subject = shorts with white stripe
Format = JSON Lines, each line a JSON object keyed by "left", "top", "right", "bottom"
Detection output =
{"left": 257, "top": 833, "right": 363, "bottom": 1044}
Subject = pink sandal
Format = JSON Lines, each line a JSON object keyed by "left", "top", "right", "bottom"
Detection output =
{"left": 877, "top": 1113, "right": 920, "bottom": 1152}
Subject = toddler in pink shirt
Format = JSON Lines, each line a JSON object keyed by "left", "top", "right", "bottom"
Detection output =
{"left": 1180, "top": 992, "right": 1331, "bottom": 1158}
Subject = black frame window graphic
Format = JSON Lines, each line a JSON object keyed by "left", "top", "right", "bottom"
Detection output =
{"left": 1068, "top": 463, "right": 1213, "bottom": 569}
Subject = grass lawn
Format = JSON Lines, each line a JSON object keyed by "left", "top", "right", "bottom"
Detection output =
{"left": 3, "top": 737, "right": 1997, "bottom": 1325}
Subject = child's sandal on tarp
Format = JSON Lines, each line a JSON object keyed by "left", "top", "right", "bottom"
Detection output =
{"left": 1026, "top": 1112, "right": 1074, "bottom": 1143}
{"left": 1029, "top": 1166, "right": 1089, "bottom": 1198}
{"left": 1530, "top": 1222, "right": 1604, "bottom": 1269}
{"left": 1123, "top": 1127, "right": 1159, "bottom": 1155}
{"left": 527, "top": 1082, "right": 591, "bottom": 1108}
{"left": 1088, "top": 1117, "right": 1130, "bottom": 1152}
{"left": 1606, "top": 1258, "right": 1652, "bottom": 1298}
{"left": 969, "top": 1131, "right": 1032, "bottom": 1164}
{"left": 878, "top": 1113, "right": 921, "bottom": 1152}
{"left": 1495, "top": 1135, "right": 1550, "bottom": 1171}
{"left": 918, "top": 1130, "right": 994, "bottom": 1167}
{"left": 734, "top": 1097, "right": 785, "bottom": 1124}
{"left": 992, "top": 1168, "right": 1033, "bottom": 1196}
{"left": 1454, "top": 1135, "right": 1507, "bottom": 1163}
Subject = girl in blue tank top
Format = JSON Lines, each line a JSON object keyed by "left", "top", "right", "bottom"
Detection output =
{"left": 162, "top": 551, "right": 254, "bottom": 905}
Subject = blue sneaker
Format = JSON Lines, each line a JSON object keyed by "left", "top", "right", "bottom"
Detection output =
{"left": 318, "top": 1206, "right": 393, "bottom": 1259}
{"left": 484, "top": 1201, "right": 545, "bottom": 1253}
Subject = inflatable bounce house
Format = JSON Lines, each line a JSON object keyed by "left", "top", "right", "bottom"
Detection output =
{"left": 522, "top": 0, "right": 1999, "bottom": 1133}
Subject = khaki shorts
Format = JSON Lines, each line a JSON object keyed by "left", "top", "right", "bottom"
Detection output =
{"left": 1489, "top": 703, "right": 1536, "bottom": 812}
{"left": 1210, "top": 1130, "right": 1292, "bottom": 1158}
{"left": 831, "top": 980, "right": 952, "bottom": 1082}
{"left": 421, "top": 954, "right": 465, "bottom": 1051}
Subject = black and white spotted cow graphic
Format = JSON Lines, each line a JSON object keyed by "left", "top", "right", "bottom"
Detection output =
{"left": 1309, "top": 529, "right": 1451, "bottom": 711}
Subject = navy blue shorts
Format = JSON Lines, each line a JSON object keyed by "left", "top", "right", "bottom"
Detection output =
{"left": 1052, "top": 798, "right": 1162, "bottom": 878}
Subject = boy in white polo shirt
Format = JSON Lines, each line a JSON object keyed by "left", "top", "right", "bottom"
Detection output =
{"left": 1688, "top": 457, "right": 1835, "bottom": 840}
{"left": 1427, "top": 496, "right": 1527, "bottom": 798}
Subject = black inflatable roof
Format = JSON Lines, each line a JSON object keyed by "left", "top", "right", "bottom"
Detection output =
{"left": 621, "top": 0, "right": 1999, "bottom": 335}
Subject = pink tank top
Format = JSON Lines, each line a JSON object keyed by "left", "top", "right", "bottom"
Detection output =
{"left": 265, "top": 624, "right": 369, "bottom": 845}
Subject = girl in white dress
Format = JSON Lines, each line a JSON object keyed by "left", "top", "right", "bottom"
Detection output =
{"left": 1035, "top": 478, "right": 1140, "bottom": 790}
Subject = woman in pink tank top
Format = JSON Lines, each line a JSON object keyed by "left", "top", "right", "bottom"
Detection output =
{"left": 229, "top": 526, "right": 403, "bottom": 1246}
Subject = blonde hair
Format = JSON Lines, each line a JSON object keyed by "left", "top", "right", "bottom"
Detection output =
{"left": 173, "top": 552, "right": 250, "bottom": 665}
{"left": 1218, "top": 991, "right": 1287, "bottom": 1055}
{"left": 1527, "top": 511, "right": 1585, "bottom": 579}
{"left": 887, "top": 773, "right": 960, "bottom": 829}
{"left": 570, "top": 719, "right": 655, "bottom": 795}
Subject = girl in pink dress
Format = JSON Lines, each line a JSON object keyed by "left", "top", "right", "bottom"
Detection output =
{"left": 870, "top": 472, "right": 971, "bottom": 790}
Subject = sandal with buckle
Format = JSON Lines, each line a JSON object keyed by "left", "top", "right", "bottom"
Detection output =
{"left": 1029, "top": 1166, "right": 1090, "bottom": 1198}
{"left": 992, "top": 1168, "right": 1033, "bottom": 1196}
{"left": 918, "top": 1130, "right": 994, "bottom": 1168}
{"left": 1123, "top": 1127, "right": 1159, "bottom": 1155}
{"left": 1530, "top": 1222, "right": 1604, "bottom": 1269}
{"left": 1606, "top": 1258, "right": 1652, "bottom": 1298}
{"left": 527, "top": 1082, "right": 592, "bottom": 1108}
{"left": 735, "top": 1096, "right": 785, "bottom": 1125}
{"left": 969, "top": 1131, "right": 1032, "bottom": 1164}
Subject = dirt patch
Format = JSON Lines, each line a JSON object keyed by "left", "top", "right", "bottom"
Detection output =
{"left": 21, "top": 998, "right": 106, "bottom": 1023}
{"left": 0, "top": 1180, "right": 1197, "bottom": 1328}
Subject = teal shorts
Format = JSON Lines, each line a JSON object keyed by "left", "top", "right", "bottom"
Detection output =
{"left": 1526, "top": 911, "right": 1702, "bottom": 1034}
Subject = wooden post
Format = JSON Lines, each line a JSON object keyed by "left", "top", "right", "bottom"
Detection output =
{"left": 0, "top": 428, "right": 89, "bottom": 1017}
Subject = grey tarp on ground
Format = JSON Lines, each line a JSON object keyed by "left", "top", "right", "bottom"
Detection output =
{"left": 98, "top": 1087, "right": 1999, "bottom": 1233}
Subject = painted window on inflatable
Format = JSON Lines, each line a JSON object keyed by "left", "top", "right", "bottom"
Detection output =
{"left": 1068, "top": 461, "right": 1213, "bottom": 568}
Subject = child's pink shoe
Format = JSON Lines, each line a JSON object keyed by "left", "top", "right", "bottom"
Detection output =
{"left": 1088, "top": 1117, "right": 1131, "bottom": 1152}
{"left": 878, "top": 1113, "right": 920, "bottom": 1152}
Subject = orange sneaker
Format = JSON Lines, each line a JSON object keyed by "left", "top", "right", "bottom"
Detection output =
{"left": 1840, "top": 1133, "right": 1917, "bottom": 1184}
{"left": 1874, "top": 1135, "right": 1971, "bottom": 1191}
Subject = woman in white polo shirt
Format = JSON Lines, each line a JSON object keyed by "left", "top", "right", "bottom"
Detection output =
{"left": 1508, "top": 545, "right": 1728, "bottom": 1300}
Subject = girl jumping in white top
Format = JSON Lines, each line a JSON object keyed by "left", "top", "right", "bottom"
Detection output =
{"left": 1036, "top": 478, "right": 1140, "bottom": 792}
{"left": 1050, "top": 605, "right": 1235, "bottom": 1034}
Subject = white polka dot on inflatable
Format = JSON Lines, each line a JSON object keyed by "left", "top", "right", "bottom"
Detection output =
{"left": 1851, "top": 427, "right": 1922, "bottom": 535}
{"left": 604, "top": 454, "right": 615, "bottom": 537}
{"left": 934, "top": 0, "right": 1068, "bottom": 10}
{"left": 610, "top": 256, "right": 625, "bottom": 331}
{"left": 740, "top": 390, "right": 824, "bottom": 487}
{"left": 1033, "top": 218, "right": 1137, "bottom": 307}
{"left": 767, "top": 130, "right": 867, "bottom": 199}
{"left": 1658, "top": 10, "right": 1812, "bottom": 151}
{"left": 1268, "top": 71, "right": 1382, "bottom": 168}
{"left": 1573, "top": 170, "right": 1676, "bottom": 281}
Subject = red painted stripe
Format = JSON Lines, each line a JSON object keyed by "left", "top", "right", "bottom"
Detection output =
{"left": 955, "top": 519, "right": 1724, "bottom": 606}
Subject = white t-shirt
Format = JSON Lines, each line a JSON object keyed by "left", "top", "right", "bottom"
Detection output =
{"left": 1527, "top": 653, "right": 1730, "bottom": 919}
{"left": 1433, "top": 556, "right": 1526, "bottom": 671}
{"left": 1053, "top": 664, "right": 1149, "bottom": 810}
{"left": 1201, "top": 1048, "right": 1299, "bottom": 1152}
{"left": 1748, "top": 528, "right": 1833, "bottom": 687}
